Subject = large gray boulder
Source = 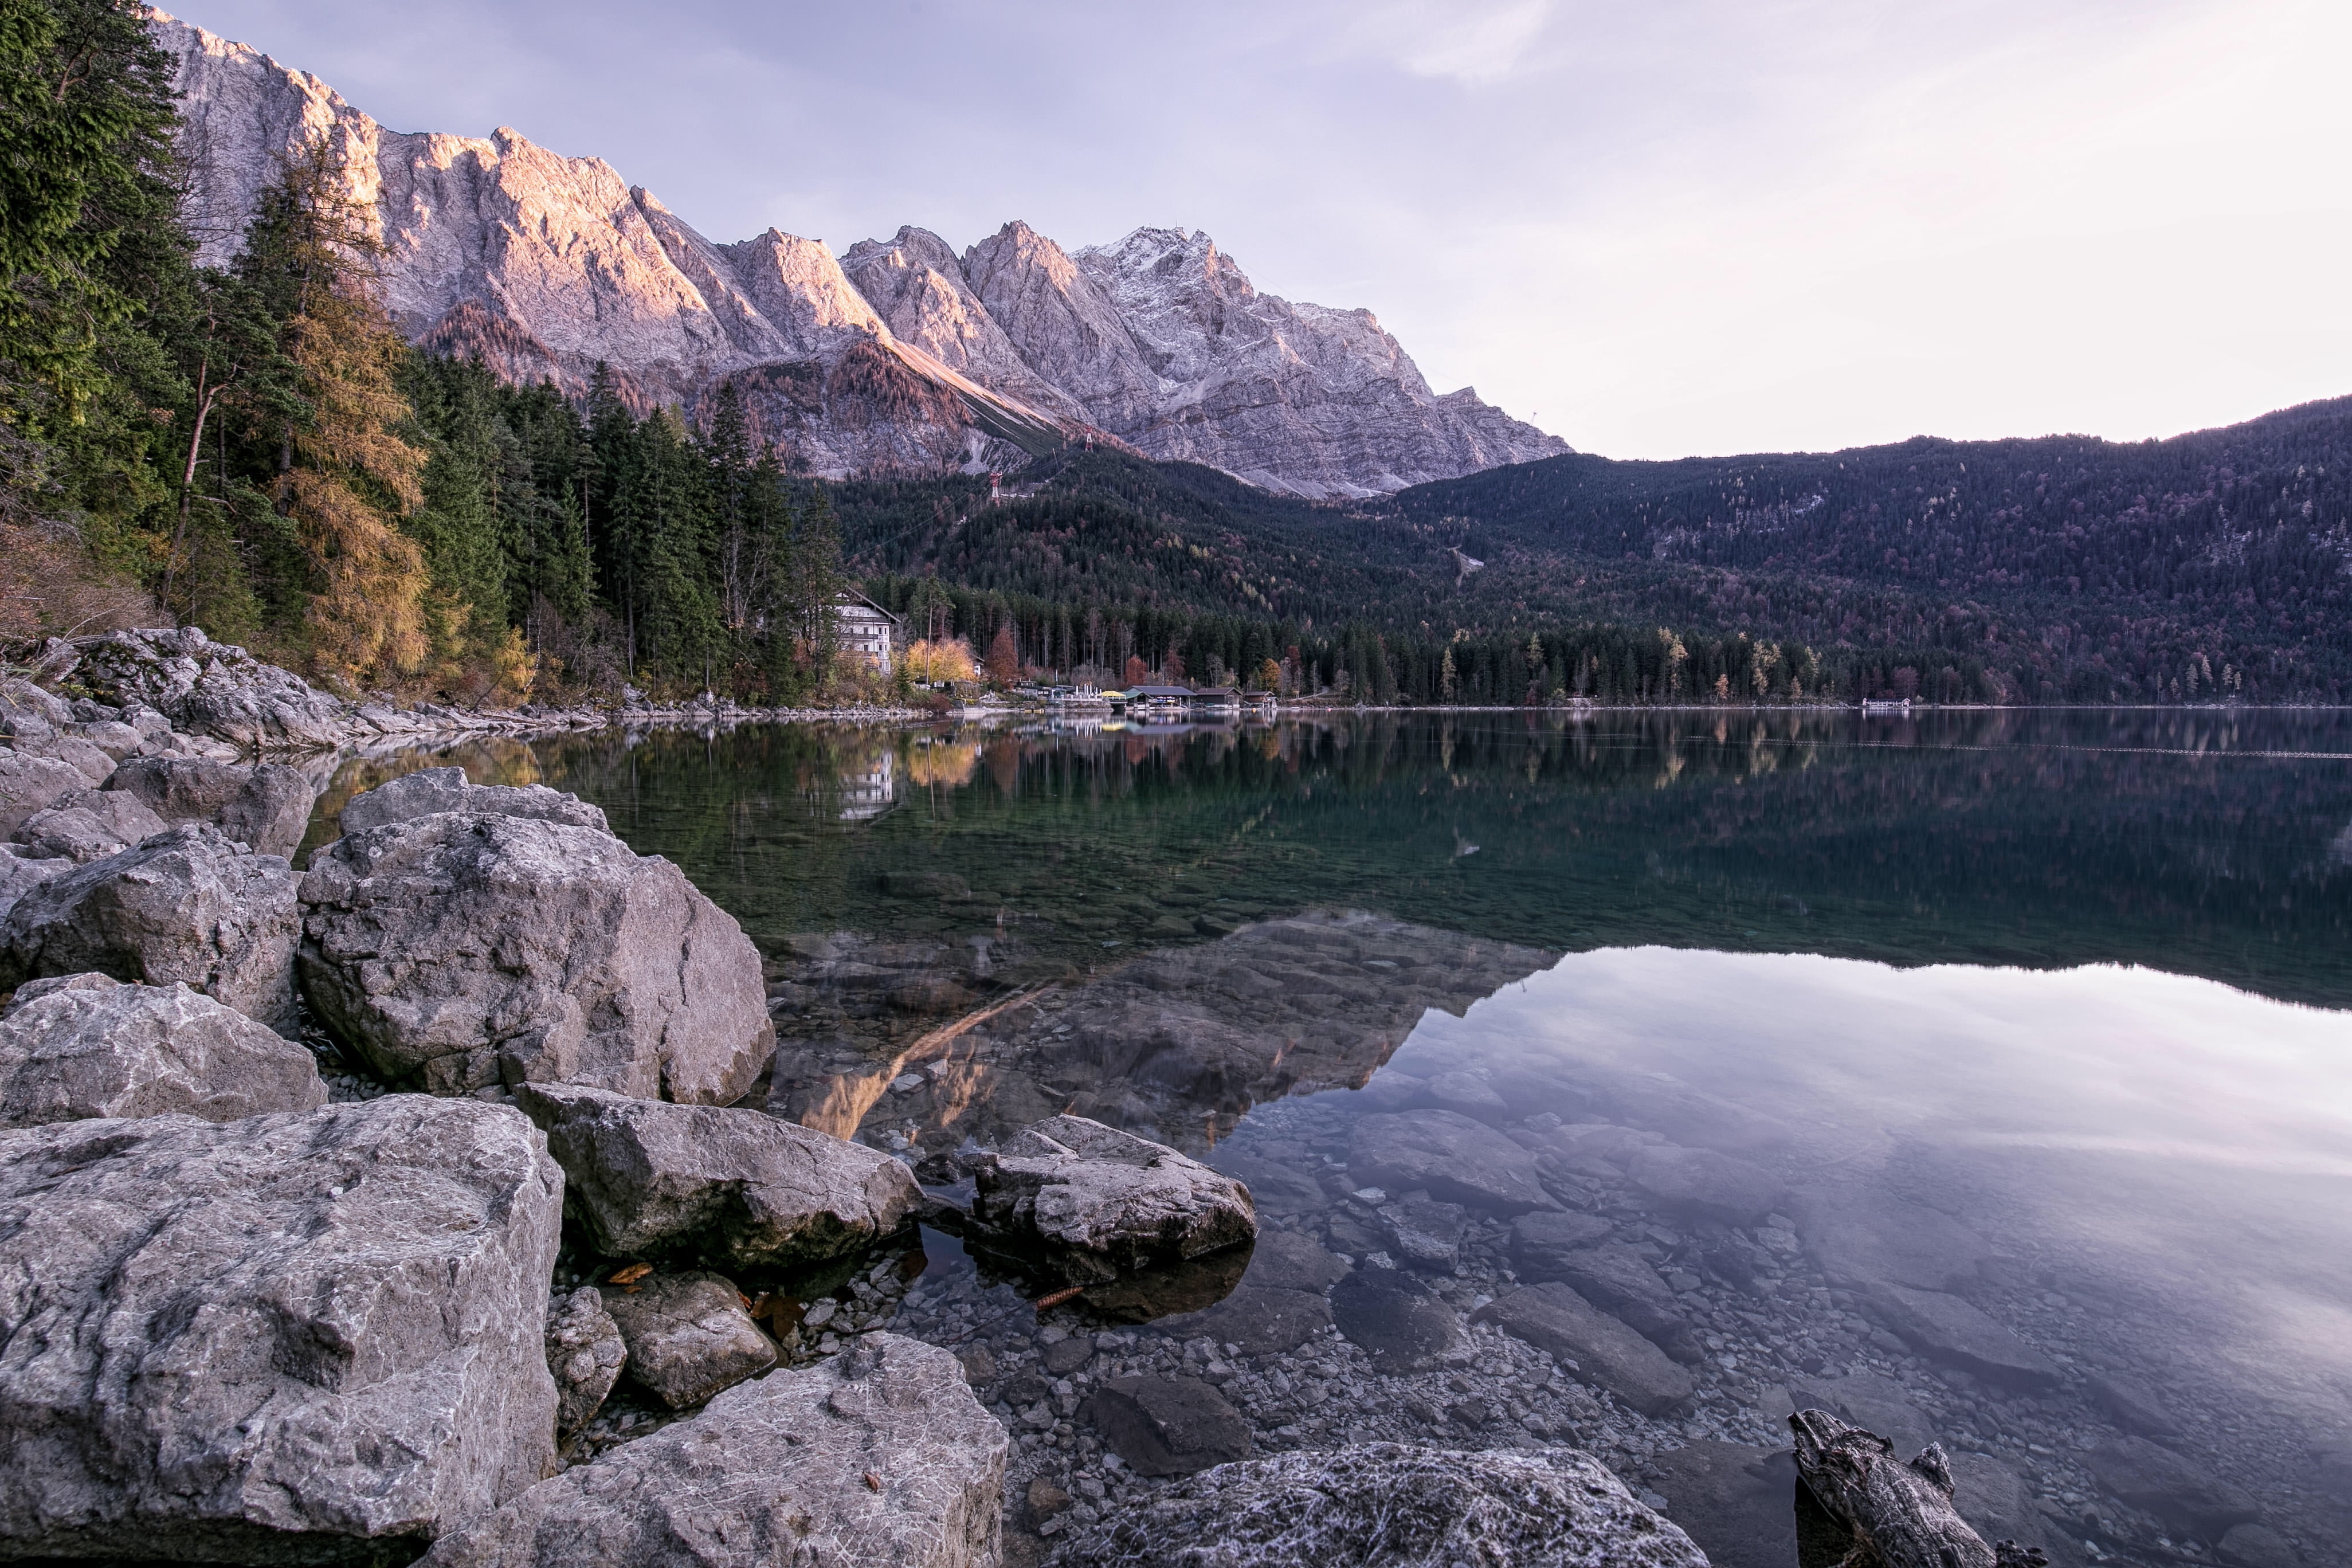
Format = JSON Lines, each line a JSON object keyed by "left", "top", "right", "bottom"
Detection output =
{"left": 421, "top": 1333, "right": 1006, "bottom": 1568}
{"left": 0, "top": 971, "right": 325, "bottom": 1127}
{"left": 0, "top": 823, "right": 300, "bottom": 1034}
{"left": 9, "top": 787, "right": 169, "bottom": 862}
{"left": 1046, "top": 1442, "right": 1709, "bottom": 1567}
{"left": 66, "top": 625, "right": 354, "bottom": 749}
{"left": 1348, "top": 1109, "right": 1551, "bottom": 1213}
{"left": 1475, "top": 1283, "right": 1696, "bottom": 1416}
{"left": 970, "top": 1114, "right": 1257, "bottom": 1285}
{"left": 0, "top": 1095, "right": 563, "bottom": 1563}
{"left": 338, "top": 766, "right": 607, "bottom": 835}
{"left": 105, "top": 754, "right": 318, "bottom": 859}
{"left": 599, "top": 1271, "right": 776, "bottom": 1409}
{"left": 299, "top": 812, "right": 773, "bottom": 1101}
{"left": 0, "top": 748, "right": 89, "bottom": 838}
{"left": 515, "top": 1081, "right": 919, "bottom": 1269}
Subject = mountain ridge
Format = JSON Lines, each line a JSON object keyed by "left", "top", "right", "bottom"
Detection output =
{"left": 155, "top": 12, "right": 1565, "bottom": 497}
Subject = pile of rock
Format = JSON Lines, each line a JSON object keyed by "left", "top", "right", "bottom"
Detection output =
{"left": 0, "top": 700, "right": 1007, "bottom": 1564}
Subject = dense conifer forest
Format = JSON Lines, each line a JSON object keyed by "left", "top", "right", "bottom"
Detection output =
{"left": 2, "top": 0, "right": 2344, "bottom": 706}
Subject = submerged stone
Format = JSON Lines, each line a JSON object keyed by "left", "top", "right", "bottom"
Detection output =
{"left": 1083, "top": 1375, "right": 1254, "bottom": 1476}
{"left": 1047, "top": 1442, "right": 1709, "bottom": 1566}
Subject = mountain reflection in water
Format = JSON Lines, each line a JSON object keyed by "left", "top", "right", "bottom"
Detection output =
{"left": 311, "top": 709, "right": 2352, "bottom": 1563}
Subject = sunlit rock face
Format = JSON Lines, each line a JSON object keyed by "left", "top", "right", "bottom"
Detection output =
{"left": 153, "top": 14, "right": 1566, "bottom": 493}
{"left": 1069, "top": 226, "right": 1567, "bottom": 498}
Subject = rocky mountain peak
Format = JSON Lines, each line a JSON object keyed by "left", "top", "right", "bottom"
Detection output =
{"left": 152, "top": 11, "right": 1567, "bottom": 495}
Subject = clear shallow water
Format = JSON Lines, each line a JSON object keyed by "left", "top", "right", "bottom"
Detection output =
{"left": 320, "top": 711, "right": 2352, "bottom": 1565}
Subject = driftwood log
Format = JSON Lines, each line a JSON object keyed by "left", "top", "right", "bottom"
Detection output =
{"left": 1791, "top": 1408, "right": 2051, "bottom": 1568}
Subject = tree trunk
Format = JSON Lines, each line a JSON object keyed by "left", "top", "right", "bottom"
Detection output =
{"left": 1791, "top": 1409, "right": 2048, "bottom": 1568}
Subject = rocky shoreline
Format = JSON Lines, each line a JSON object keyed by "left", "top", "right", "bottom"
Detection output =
{"left": 0, "top": 631, "right": 2247, "bottom": 1567}
{"left": 22, "top": 627, "right": 920, "bottom": 756}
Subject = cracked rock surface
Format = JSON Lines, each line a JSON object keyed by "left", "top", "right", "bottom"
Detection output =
{"left": 421, "top": 1332, "right": 1007, "bottom": 1568}
{"left": 0, "top": 970, "right": 324, "bottom": 1127}
{"left": 0, "top": 821, "right": 300, "bottom": 1034}
{"left": 971, "top": 1114, "right": 1257, "bottom": 1285}
{"left": 104, "top": 754, "right": 317, "bottom": 859}
{"left": 518, "top": 1080, "right": 919, "bottom": 1268}
{"left": 599, "top": 1271, "right": 778, "bottom": 1409}
{"left": 0, "top": 1095, "right": 562, "bottom": 1563}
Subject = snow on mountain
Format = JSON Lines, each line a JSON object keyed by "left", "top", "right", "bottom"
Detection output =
{"left": 154, "top": 13, "right": 1566, "bottom": 495}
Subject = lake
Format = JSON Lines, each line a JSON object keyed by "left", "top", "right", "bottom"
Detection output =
{"left": 317, "top": 708, "right": 2352, "bottom": 1567}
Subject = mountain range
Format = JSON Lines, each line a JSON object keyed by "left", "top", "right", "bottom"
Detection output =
{"left": 158, "top": 13, "right": 1565, "bottom": 500}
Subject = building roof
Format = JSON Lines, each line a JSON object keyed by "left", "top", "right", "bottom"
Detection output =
{"left": 832, "top": 587, "right": 901, "bottom": 625}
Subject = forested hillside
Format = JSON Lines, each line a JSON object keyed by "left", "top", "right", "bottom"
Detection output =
{"left": 1396, "top": 403, "right": 2352, "bottom": 702}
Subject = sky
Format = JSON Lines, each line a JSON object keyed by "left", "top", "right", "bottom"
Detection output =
{"left": 168, "top": 0, "right": 2352, "bottom": 460}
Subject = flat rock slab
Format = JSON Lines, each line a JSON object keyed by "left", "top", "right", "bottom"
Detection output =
{"left": 1347, "top": 1109, "right": 1551, "bottom": 1213}
{"left": 423, "top": 1333, "right": 1006, "bottom": 1568}
{"left": 1241, "top": 1228, "right": 1349, "bottom": 1293}
{"left": 516, "top": 1081, "right": 918, "bottom": 1269}
{"left": 546, "top": 1288, "right": 628, "bottom": 1444}
{"left": 1046, "top": 1441, "right": 1709, "bottom": 1566}
{"left": 1168, "top": 1284, "right": 1334, "bottom": 1357}
{"left": 1540, "top": 1242, "right": 1698, "bottom": 1360}
{"left": 2090, "top": 1436, "right": 2263, "bottom": 1538}
{"left": 1330, "top": 1265, "right": 1468, "bottom": 1373}
{"left": 1789, "top": 1190, "right": 1993, "bottom": 1294}
{"left": 0, "top": 1096, "right": 562, "bottom": 1563}
{"left": 1946, "top": 1451, "right": 2071, "bottom": 1565}
{"left": 1868, "top": 1284, "right": 2061, "bottom": 1389}
{"left": 1476, "top": 1282, "right": 1696, "bottom": 1416}
{"left": 971, "top": 1114, "right": 1257, "bottom": 1285}
{"left": 338, "top": 767, "right": 607, "bottom": 836}
{"left": 600, "top": 1271, "right": 777, "bottom": 1409}
{"left": 1648, "top": 1441, "right": 1800, "bottom": 1568}
{"left": 1622, "top": 1143, "right": 1786, "bottom": 1226}
{"left": 1511, "top": 1209, "right": 1616, "bottom": 1276}
{"left": 1377, "top": 1189, "right": 1469, "bottom": 1271}
{"left": 1084, "top": 1375, "right": 1253, "bottom": 1476}
{"left": 299, "top": 812, "right": 771, "bottom": 1101}
{"left": 0, "top": 822, "right": 300, "bottom": 1034}
{"left": 105, "top": 755, "right": 317, "bottom": 859}
{"left": 2087, "top": 1371, "right": 2182, "bottom": 1437}
{"left": 0, "top": 971, "right": 325, "bottom": 1127}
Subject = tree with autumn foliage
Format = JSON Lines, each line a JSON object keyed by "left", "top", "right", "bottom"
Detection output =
{"left": 983, "top": 624, "right": 1019, "bottom": 687}
{"left": 229, "top": 139, "right": 441, "bottom": 688}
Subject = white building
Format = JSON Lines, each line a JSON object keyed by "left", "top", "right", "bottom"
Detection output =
{"left": 833, "top": 590, "right": 901, "bottom": 669}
